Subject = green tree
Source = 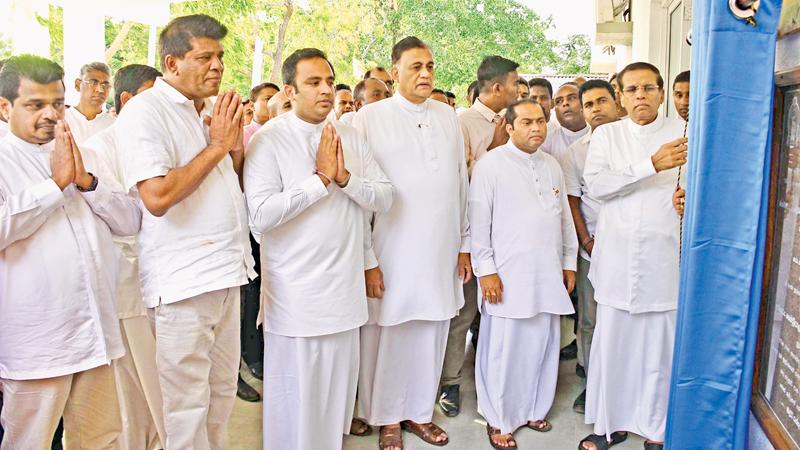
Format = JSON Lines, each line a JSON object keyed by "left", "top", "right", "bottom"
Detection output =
{"left": 556, "top": 33, "right": 591, "bottom": 73}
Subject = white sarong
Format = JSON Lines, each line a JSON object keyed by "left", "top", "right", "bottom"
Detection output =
{"left": 358, "top": 320, "right": 449, "bottom": 425}
{"left": 585, "top": 304, "right": 676, "bottom": 441}
{"left": 475, "top": 311, "right": 560, "bottom": 434}
{"left": 263, "top": 328, "right": 359, "bottom": 450}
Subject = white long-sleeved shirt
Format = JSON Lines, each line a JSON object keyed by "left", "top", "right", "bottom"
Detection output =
{"left": 469, "top": 142, "right": 577, "bottom": 319}
{"left": 352, "top": 93, "right": 470, "bottom": 326}
{"left": 117, "top": 78, "right": 256, "bottom": 307}
{"left": 82, "top": 126, "right": 146, "bottom": 320}
{"left": 459, "top": 99, "right": 503, "bottom": 176}
{"left": 0, "top": 132, "right": 141, "bottom": 380}
{"left": 584, "top": 114, "right": 685, "bottom": 313}
{"left": 562, "top": 132, "right": 602, "bottom": 261}
{"left": 64, "top": 107, "right": 115, "bottom": 145}
{"left": 244, "top": 112, "right": 393, "bottom": 337}
{"left": 541, "top": 121, "right": 590, "bottom": 163}
{"left": 0, "top": 121, "right": 8, "bottom": 138}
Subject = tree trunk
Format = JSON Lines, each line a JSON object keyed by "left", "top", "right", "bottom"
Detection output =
{"left": 269, "top": 0, "right": 294, "bottom": 83}
{"left": 105, "top": 21, "right": 134, "bottom": 62}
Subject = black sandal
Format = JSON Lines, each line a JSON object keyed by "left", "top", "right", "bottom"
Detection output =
{"left": 526, "top": 419, "right": 552, "bottom": 432}
{"left": 578, "top": 432, "right": 628, "bottom": 450}
{"left": 486, "top": 424, "right": 517, "bottom": 449}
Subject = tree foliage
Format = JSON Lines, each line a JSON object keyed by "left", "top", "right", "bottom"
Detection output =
{"left": 35, "top": 0, "right": 592, "bottom": 103}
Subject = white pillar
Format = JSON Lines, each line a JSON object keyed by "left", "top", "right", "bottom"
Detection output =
{"left": 148, "top": 24, "right": 158, "bottom": 68}
{"left": 62, "top": 5, "right": 105, "bottom": 106}
{"left": 9, "top": 0, "right": 51, "bottom": 58}
{"left": 250, "top": 36, "right": 264, "bottom": 89}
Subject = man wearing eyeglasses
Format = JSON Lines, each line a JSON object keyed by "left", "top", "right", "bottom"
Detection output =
{"left": 65, "top": 62, "right": 115, "bottom": 145}
{"left": 579, "top": 62, "right": 687, "bottom": 450}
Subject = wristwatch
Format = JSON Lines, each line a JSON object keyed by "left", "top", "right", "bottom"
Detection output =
{"left": 76, "top": 173, "right": 98, "bottom": 192}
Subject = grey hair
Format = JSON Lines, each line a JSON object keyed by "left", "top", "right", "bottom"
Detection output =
{"left": 79, "top": 62, "right": 111, "bottom": 78}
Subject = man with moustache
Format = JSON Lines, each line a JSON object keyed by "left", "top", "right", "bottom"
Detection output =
{"left": 541, "top": 82, "right": 590, "bottom": 163}
{"left": 560, "top": 79, "right": 620, "bottom": 415}
{"left": 529, "top": 77, "right": 558, "bottom": 133}
{"left": 470, "top": 99, "right": 577, "bottom": 449}
{"left": 65, "top": 62, "right": 115, "bottom": 144}
{"left": 245, "top": 48, "right": 392, "bottom": 450}
{"left": 673, "top": 70, "right": 690, "bottom": 121}
{"left": 438, "top": 55, "right": 520, "bottom": 418}
{"left": 0, "top": 54, "right": 141, "bottom": 449}
{"left": 116, "top": 14, "right": 256, "bottom": 449}
{"left": 340, "top": 77, "right": 390, "bottom": 126}
{"left": 334, "top": 84, "right": 356, "bottom": 119}
{"left": 353, "top": 36, "right": 471, "bottom": 450}
{"left": 580, "top": 62, "right": 687, "bottom": 450}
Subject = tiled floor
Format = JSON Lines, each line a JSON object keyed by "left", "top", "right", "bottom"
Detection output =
{"left": 226, "top": 320, "right": 647, "bottom": 449}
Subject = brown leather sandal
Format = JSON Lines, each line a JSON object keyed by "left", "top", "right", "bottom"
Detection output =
{"left": 379, "top": 425, "right": 403, "bottom": 450}
{"left": 486, "top": 424, "right": 518, "bottom": 449}
{"left": 400, "top": 420, "right": 449, "bottom": 446}
{"left": 527, "top": 419, "right": 552, "bottom": 432}
{"left": 351, "top": 418, "right": 373, "bottom": 436}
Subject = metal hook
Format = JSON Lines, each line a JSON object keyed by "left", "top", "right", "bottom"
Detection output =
{"left": 729, "top": 0, "right": 760, "bottom": 27}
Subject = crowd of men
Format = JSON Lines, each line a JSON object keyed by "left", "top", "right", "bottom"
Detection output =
{"left": 0, "top": 12, "right": 693, "bottom": 450}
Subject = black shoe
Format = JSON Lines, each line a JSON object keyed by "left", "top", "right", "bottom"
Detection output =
{"left": 559, "top": 339, "right": 577, "bottom": 361}
{"left": 248, "top": 361, "right": 263, "bottom": 380}
{"left": 576, "top": 363, "right": 585, "bottom": 378}
{"left": 438, "top": 384, "right": 461, "bottom": 417}
{"left": 236, "top": 375, "right": 261, "bottom": 402}
{"left": 573, "top": 389, "right": 586, "bottom": 414}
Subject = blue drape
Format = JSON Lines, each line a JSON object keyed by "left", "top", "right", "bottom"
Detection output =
{"left": 665, "top": 1, "right": 782, "bottom": 449}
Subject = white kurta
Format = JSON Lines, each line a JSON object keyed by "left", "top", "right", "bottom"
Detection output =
{"left": 562, "top": 132, "right": 601, "bottom": 261}
{"left": 64, "top": 107, "right": 115, "bottom": 145}
{"left": 352, "top": 93, "right": 470, "bottom": 326}
{"left": 541, "top": 121, "right": 590, "bottom": 163}
{"left": 81, "top": 126, "right": 166, "bottom": 449}
{"left": 117, "top": 78, "right": 256, "bottom": 307}
{"left": 583, "top": 115, "right": 685, "bottom": 313}
{"left": 0, "top": 132, "right": 140, "bottom": 380}
{"left": 469, "top": 142, "right": 577, "bottom": 318}
{"left": 244, "top": 112, "right": 393, "bottom": 338}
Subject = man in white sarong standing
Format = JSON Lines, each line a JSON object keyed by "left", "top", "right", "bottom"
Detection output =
{"left": 470, "top": 99, "right": 577, "bottom": 449}
{"left": 352, "top": 36, "right": 471, "bottom": 450}
{"left": 580, "top": 62, "right": 688, "bottom": 450}
{"left": 245, "top": 47, "right": 393, "bottom": 450}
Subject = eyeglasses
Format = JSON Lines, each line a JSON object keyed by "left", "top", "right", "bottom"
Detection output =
{"left": 82, "top": 79, "right": 111, "bottom": 90}
{"left": 622, "top": 84, "right": 660, "bottom": 95}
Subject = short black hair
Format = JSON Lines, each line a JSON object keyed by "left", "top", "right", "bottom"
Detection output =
{"left": 282, "top": 48, "right": 335, "bottom": 88}
{"left": 528, "top": 78, "right": 553, "bottom": 98}
{"left": 0, "top": 54, "right": 64, "bottom": 104}
{"left": 468, "top": 80, "right": 479, "bottom": 104}
{"left": 249, "top": 82, "right": 280, "bottom": 102}
{"left": 335, "top": 83, "right": 351, "bottom": 92}
{"left": 673, "top": 70, "right": 690, "bottom": 87}
{"left": 617, "top": 62, "right": 664, "bottom": 90}
{"left": 364, "top": 67, "right": 387, "bottom": 79}
{"left": 445, "top": 91, "right": 456, "bottom": 99}
{"left": 159, "top": 14, "right": 228, "bottom": 71}
{"left": 516, "top": 78, "right": 529, "bottom": 88}
{"left": 431, "top": 88, "right": 445, "bottom": 95}
{"left": 114, "top": 64, "right": 161, "bottom": 112}
{"left": 505, "top": 98, "right": 544, "bottom": 127}
{"left": 391, "top": 36, "right": 430, "bottom": 65}
{"left": 578, "top": 79, "right": 616, "bottom": 104}
{"left": 477, "top": 55, "right": 519, "bottom": 94}
{"left": 79, "top": 61, "right": 110, "bottom": 78}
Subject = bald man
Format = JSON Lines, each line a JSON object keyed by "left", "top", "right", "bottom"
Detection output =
{"left": 267, "top": 90, "right": 292, "bottom": 119}
{"left": 364, "top": 66, "right": 394, "bottom": 96}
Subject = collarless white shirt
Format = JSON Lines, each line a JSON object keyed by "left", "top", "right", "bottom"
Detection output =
{"left": 0, "top": 132, "right": 141, "bottom": 380}
{"left": 562, "top": 132, "right": 602, "bottom": 261}
{"left": 117, "top": 78, "right": 256, "bottom": 307}
{"left": 82, "top": 126, "right": 146, "bottom": 319}
{"left": 583, "top": 114, "right": 685, "bottom": 313}
{"left": 64, "top": 107, "right": 116, "bottom": 145}
{"left": 244, "top": 112, "right": 393, "bottom": 337}
{"left": 541, "top": 121, "right": 590, "bottom": 163}
{"left": 0, "top": 120, "right": 8, "bottom": 138}
{"left": 458, "top": 98, "right": 504, "bottom": 176}
{"left": 469, "top": 141, "right": 577, "bottom": 319}
{"left": 352, "top": 93, "right": 470, "bottom": 326}
{"left": 340, "top": 111, "right": 356, "bottom": 125}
